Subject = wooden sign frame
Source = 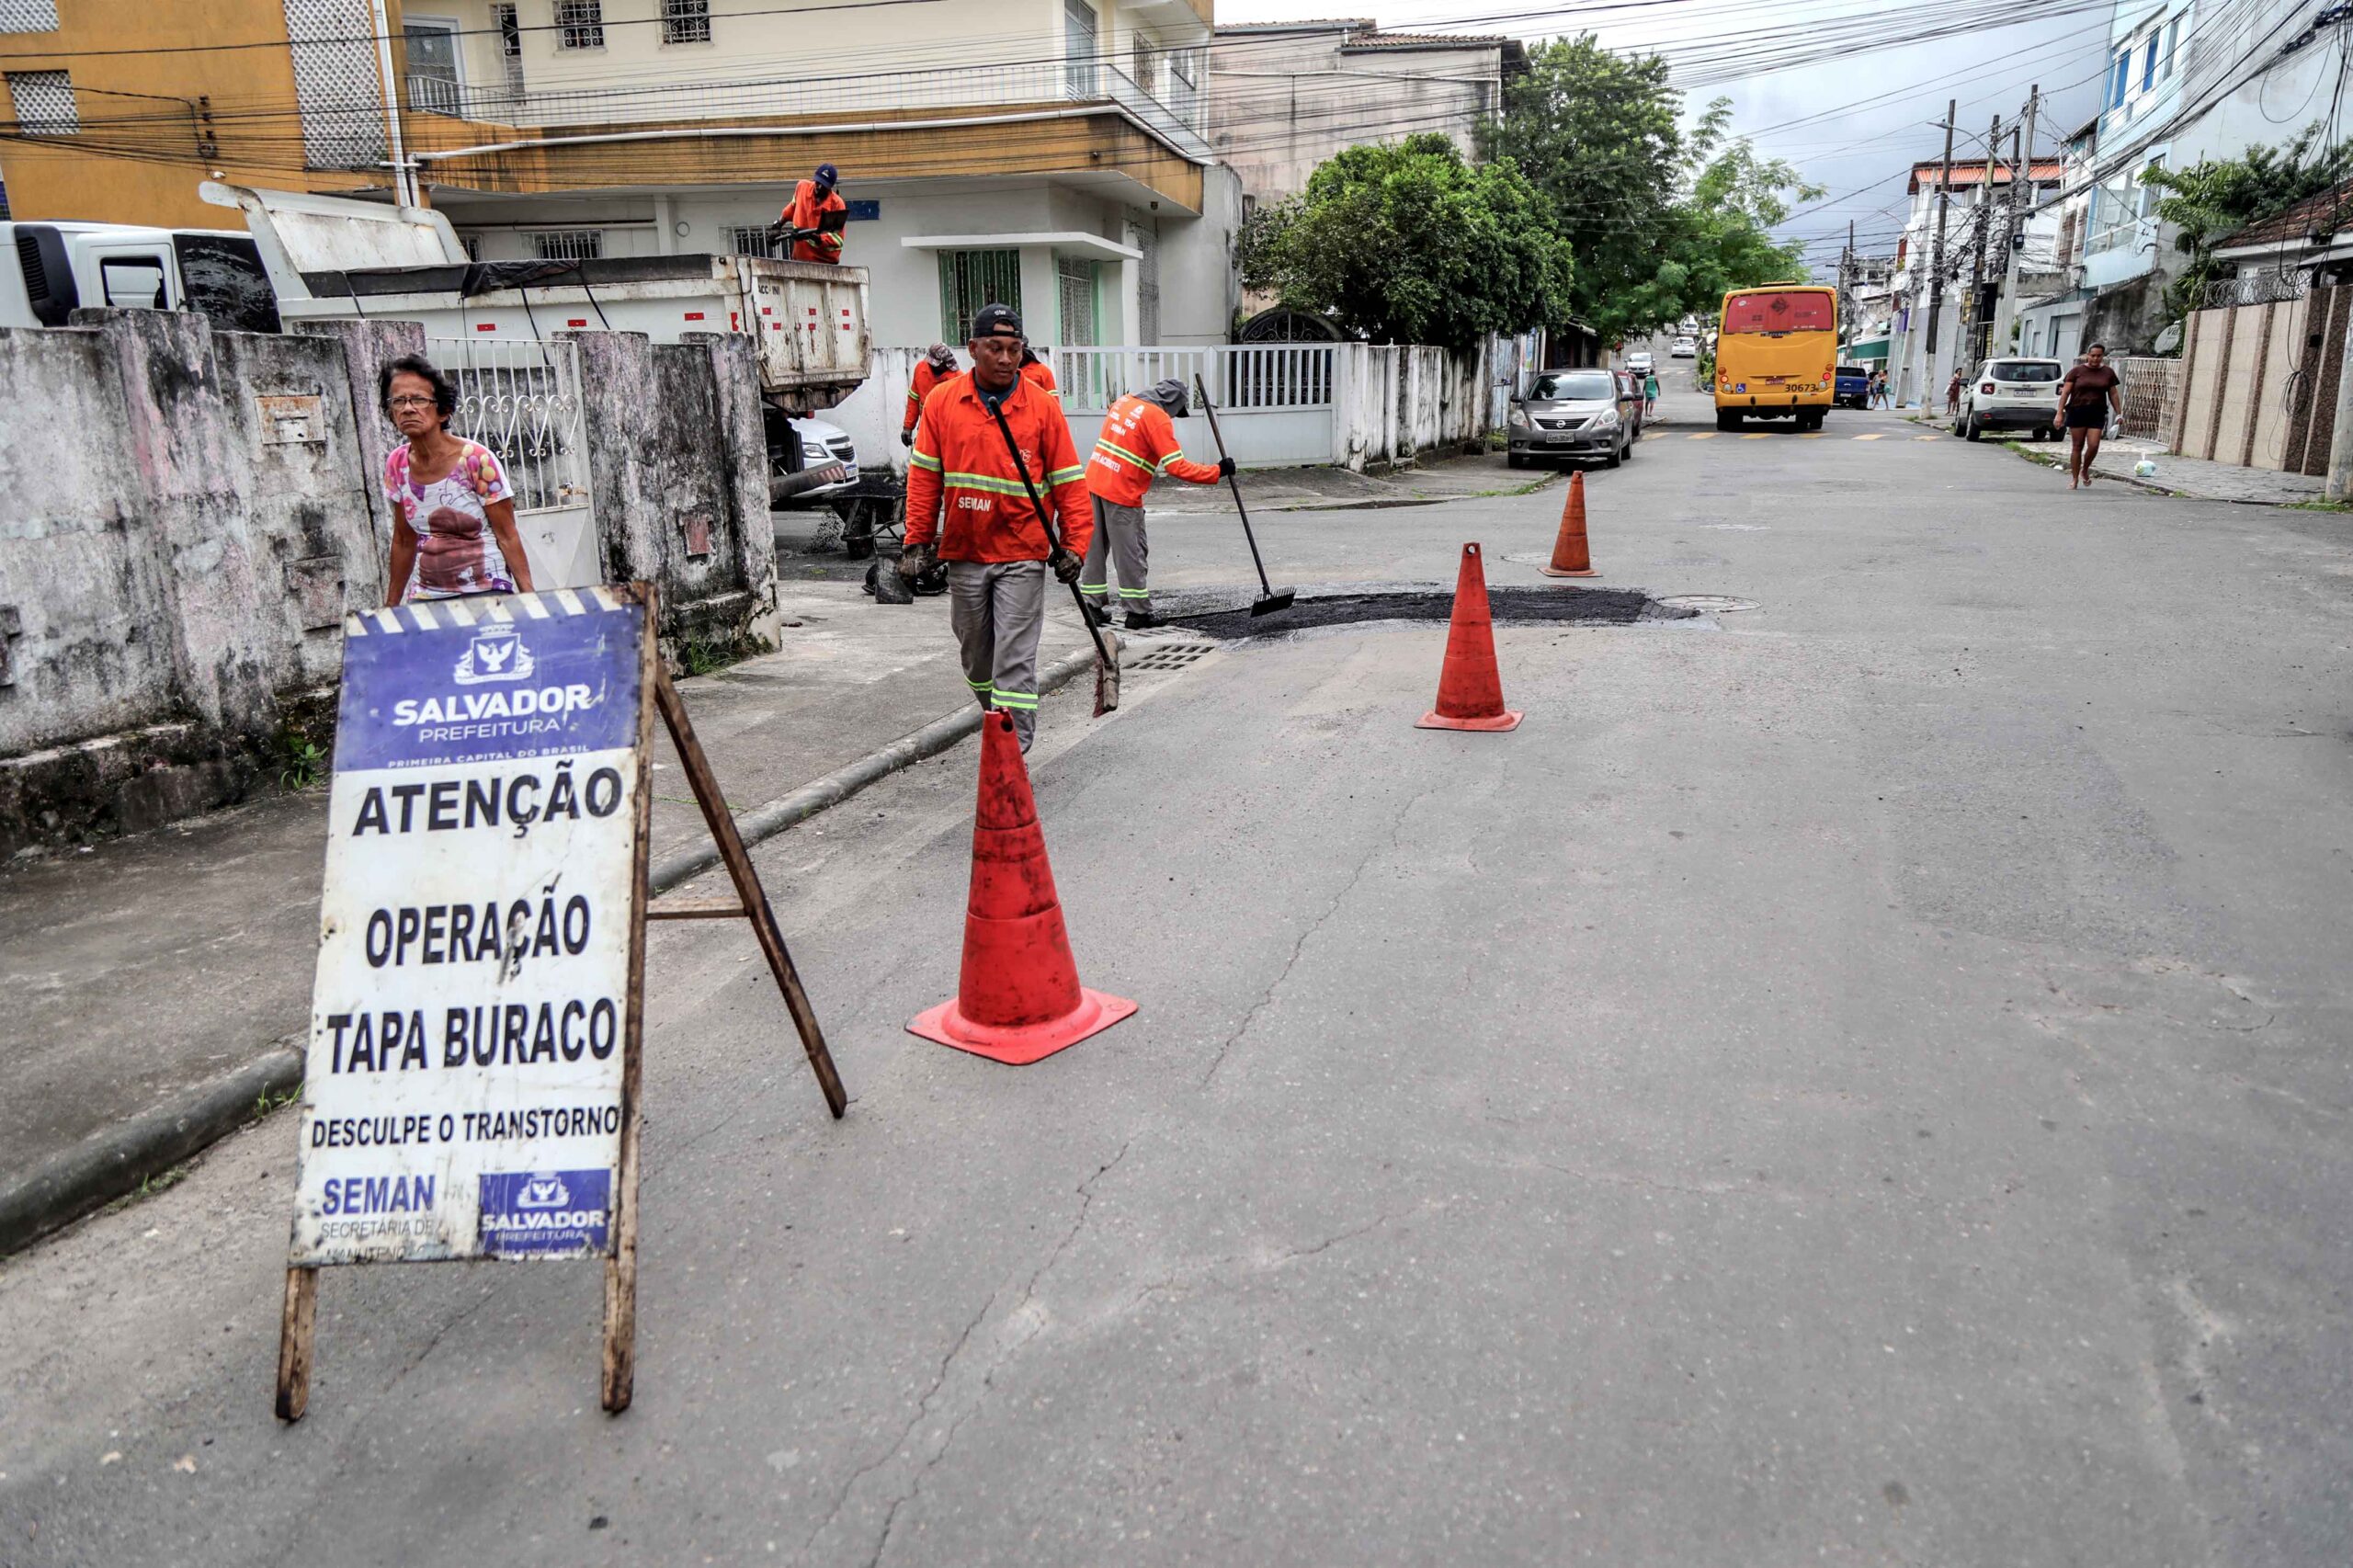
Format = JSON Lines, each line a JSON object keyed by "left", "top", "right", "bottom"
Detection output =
{"left": 276, "top": 582, "right": 844, "bottom": 1422}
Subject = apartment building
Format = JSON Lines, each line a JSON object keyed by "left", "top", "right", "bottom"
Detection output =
{"left": 0, "top": 0, "right": 1239, "bottom": 348}
{"left": 1207, "top": 19, "right": 1524, "bottom": 210}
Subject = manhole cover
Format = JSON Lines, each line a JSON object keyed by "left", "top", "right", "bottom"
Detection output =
{"left": 1654, "top": 594, "right": 1758, "bottom": 613}
{"left": 1127, "top": 642, "right": 1215, "bottom": 671}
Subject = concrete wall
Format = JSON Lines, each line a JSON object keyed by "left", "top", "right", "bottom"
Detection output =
{"left": 0, "top": 310, "right": 780, "bottom": 850}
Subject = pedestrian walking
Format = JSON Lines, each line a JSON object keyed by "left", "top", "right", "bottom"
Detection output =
{"left": 901, "top": 304, "right": 1093, "bottom": 753}
{"left": 1081, "top": 378, "right": 1229, "bottom": 630}
{"left": 1870, "top": 370, "right": 1889, "bottom": 409}
{"left": 379, "top": 355, "right": 533, "bottom": 606}
{"left": 2055, "top": 343, "right": 2123, "bottom": 491}
{"left": 900, "top": 343, "right": 959, "bottom": 447}
{"left": 1946, "top": 369, "right": 1963, "bottom": 416}
{"left": 1643, "top": 369, "right": 1660, "bottom": 415}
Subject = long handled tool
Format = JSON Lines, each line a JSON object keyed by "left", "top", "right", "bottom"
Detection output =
{"left": 1192, "top": 374, "right": 1295, "bottom": 617}
{"left": 983, "top": 403, "right": 1120, "bottom": 715}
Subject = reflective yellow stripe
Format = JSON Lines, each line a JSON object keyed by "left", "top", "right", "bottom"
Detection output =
{"left": 1047, "top": 465, "right": 1086, "bottom": 485}
{"left": 942, "top": 471, "right": 1029, "bottom": 496}
{"left": 1094, "top": 437, "right": 1153, "bottom": 472}
{"left": 909, "top": 450, "right": 942, "bottom": 472}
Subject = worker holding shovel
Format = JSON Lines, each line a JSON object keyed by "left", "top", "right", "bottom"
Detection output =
{"left": 1080, "top": 378, "right": 1228, "bottom": 630}
{"left": 902, "top": 303, "right": 1108, "bottom": 750}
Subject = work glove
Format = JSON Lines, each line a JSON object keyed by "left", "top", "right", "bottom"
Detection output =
{"left": 899, "top": 542, "right": 935, "bottom": 578}
{"left": 1217, "top": 456, "right": 1236, "bottom": 478}
{"left": 900, "top": 428, "right": 913, "bottom": 447}
{"left": 1049, "top": 546, "right": 1083, "bottom": 584}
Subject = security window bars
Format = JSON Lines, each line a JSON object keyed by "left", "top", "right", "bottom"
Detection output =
{"left": 662, "top": 0, "right": 710, "bottom": 45}
{"left": 0, "top": 2, "right": 59, "bottom": 32}
{"left": 555, "top": 0, "right": 604, "bottom": 50}
{"left": 1131, "top": 36, "right": 1160, "bottom": 97}
{"left": 938, "top": 249, "right": 1020, "bottom": 343}
{"left": 530, "top": 229, "right": 604, "bottom": 261}
{"left": 6, "top": 69, "right": 74, "bottom": 135}
{"left": 732, "top": 225, "right": 793, "bottom": 258}
{"left": 494, "top": 4, "right": 524, "bottom": 96}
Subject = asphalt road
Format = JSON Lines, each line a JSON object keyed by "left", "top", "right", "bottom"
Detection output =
{"left": 5, "top": 389, "right": 2350, "bottom": 1566}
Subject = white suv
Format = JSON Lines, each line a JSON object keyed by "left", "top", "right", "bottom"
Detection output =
{"left": 1956, "top": 358, "right": 2064, "bottom": 441}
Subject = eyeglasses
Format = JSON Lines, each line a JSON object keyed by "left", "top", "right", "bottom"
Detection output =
{"left": 388, "top": 395, "right": 438, "bottom": 411}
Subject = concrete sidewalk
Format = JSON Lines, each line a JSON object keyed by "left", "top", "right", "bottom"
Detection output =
{"left": 0, "top": 566, "right": 1100, "bottom": 1250}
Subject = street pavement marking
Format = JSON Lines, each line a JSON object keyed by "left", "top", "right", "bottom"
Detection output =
{"left": 1914, "top": 435, "right": 1939, "bottom": 441}
{"left": 1741, "top": 432, "right": 1770, "bottom": 439}
{"left": 1801, "top": 432, "right": 1824, "bottom": 439}
{"left": 1852, "top": 433, "right": 1885, "bottom": 440}
{"left": 1688, "top": 431, "right": 1718, "bottom": 439}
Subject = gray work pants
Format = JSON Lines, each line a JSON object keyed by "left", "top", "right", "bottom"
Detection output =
{"left": 947, "top": 558, "right": 1047, "bottom": 752}
{"left": 1079, "top": 495, "right": 1150, "bottom": 619}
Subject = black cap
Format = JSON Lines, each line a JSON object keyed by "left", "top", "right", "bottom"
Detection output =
{"left": 970, "top": 303, "right": 1024, "bottom": 341}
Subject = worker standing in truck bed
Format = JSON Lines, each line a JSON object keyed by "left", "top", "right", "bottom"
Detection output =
{"left": 781, "top": 164, "right": 846, "bottom": 264}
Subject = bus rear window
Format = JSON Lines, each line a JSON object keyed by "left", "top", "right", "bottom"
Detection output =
{"left": 1723, "top": 291, "right": 1834, "bottom": 334}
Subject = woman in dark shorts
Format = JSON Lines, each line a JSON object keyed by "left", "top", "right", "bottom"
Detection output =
{"left": 2055, "top": 344, "right": 2123, "bottom": 491}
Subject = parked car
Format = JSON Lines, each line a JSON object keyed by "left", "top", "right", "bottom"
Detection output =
{"left": 1834, "top": 364, "right": 1871, "bottom": 409}
{"left": 1671, "top": 336, "right": 1698, "bottom": 358}
{"left": 1955, "top": 357, "right": 2064, "bottom": 441}
{"left": 1506, "top": 368, "right": 1636, "bottom": 469}
{"left": 1626, "top": 349, "right": 1654, "bottom": 374}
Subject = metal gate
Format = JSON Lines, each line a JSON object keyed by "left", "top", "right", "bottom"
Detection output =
{"left": 426, "top": 336, "right": 597, "bottom": 588}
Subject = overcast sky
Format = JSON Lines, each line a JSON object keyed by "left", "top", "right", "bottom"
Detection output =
{"left": 1215, "top": 1, "right": 2111, "bottom": 274}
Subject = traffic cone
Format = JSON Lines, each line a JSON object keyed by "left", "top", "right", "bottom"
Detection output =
{"left": 908, "top": 712, "right": 1137, "bottom": 1065}
{"left": 1540, "top": 472, "right": 1598, "bottom": 577}
{"left": 1416, "top": 542, "right": 1523, "bottom": 733}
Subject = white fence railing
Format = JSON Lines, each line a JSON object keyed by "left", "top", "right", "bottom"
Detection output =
{"left": 408, "top": 56, "right": 1211, "bottom": 160}
{"left": 825, "top": 342, "right": 1505, "bottom": 476}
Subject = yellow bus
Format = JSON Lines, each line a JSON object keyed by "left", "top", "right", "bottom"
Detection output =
{"left": 1713, "top": 284, "right": 1838, "bottom": 432}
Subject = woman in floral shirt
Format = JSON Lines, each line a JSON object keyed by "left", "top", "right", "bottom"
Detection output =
{"left": 379, "top": 356, "right": 536, "bottom": 605}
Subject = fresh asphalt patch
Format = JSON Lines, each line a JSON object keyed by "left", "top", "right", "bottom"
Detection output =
{"left": 1155, "top": 581, "right": 1699, "bottom": 640}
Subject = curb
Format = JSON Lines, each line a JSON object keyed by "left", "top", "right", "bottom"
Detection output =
{"left": 0, "top": 643, "right": 1102, "bottom": 1261}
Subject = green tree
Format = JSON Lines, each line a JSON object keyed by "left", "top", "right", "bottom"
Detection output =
{"left": 1482, "top": 35, "right": 1680, "bottom": 340}
{"left": 1483, "top": 38, "right": 1819, "bottom": 342}
{"left": 1237, "top": 133, "right": 1574, "bottom": 348}
{"left": 2143, "top": 126, "right": 2353, "bottom": 320}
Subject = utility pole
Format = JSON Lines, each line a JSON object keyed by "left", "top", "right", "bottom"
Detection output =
{"left": 1964, "top": 113, "right": 2000, "bottom": 369}
{"left": 1995, "top": 85, "right": 2040, "bottom": 358}
{"left": 1920, "top": 99, "right": 1958, "bottom": 409}
{"left": 1839, "top": 219, "right": 1856, "bottom": 347}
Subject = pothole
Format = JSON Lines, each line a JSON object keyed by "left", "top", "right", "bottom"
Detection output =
{"left": 1155, "top": 583, "right": 1698, "bottom": 641}
{"left": 1653, "top": 594, "right": 1759, "bottom": 614}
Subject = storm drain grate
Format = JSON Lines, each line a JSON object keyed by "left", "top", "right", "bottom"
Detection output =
{"left": 1127, "top": 642, "right": 1215, "bottom": 671}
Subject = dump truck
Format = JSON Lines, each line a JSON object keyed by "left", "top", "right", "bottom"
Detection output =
{"left": 201, "top": 183, "right": 873, "bottom": 509}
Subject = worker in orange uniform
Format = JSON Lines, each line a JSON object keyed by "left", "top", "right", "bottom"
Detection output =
{"left": 901, "top": 303, "right": 1092, "bottom": 752}
{"left": 900, "top": 343, "right": 960, "bottom": 447}
{"left": 1081, "top": 379, "right": 1228, "bottom": 629}
{"left": 1020, "top": 345, "right": 1058, "bottom": 400}
{"left": 779, "top": 164, "right": 846, "bottom": 264}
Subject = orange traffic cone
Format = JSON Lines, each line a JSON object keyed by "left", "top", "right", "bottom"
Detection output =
{"left": 1416, "top": 542, "right": 1523, "bottom": 733}
{"left": 1540, "top": 471, "right": 1598, "bottom": 577}
{"left": 908, "top": 711, "right": 1137, "bottom": 1064}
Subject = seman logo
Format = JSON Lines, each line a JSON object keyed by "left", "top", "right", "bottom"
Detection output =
{"left": 453, "top": 624, "right": 536, "bottom": 687}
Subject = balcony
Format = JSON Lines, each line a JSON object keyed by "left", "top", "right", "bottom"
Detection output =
{"left": 405, "top": 53, "right": 1212, "bottom": 164}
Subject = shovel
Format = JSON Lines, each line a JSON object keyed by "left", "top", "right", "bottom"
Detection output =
{"left": 983, "top": 403, "right": 1120, "bottom": 715}
{"left": 1192, "top": 374, "right": 1295, "bottom": 617}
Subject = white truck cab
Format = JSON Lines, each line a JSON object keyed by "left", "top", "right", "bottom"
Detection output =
{"left": 0, "top": 222, "right": 279, "bottom": 332}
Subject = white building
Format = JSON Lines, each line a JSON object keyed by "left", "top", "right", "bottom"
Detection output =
{"left": 1887, "top": 154, "right": 2064, "bottom": 403}
{"left": 392, "top": 0, "right": 1238, "bottom": 350}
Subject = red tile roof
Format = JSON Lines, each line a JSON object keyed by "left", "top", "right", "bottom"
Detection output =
{"left": 1908, "top": 159, "right": 2067, "bottom": 193}
{"left": 2215, "top": 178, "right": 2353, "bottom": 251}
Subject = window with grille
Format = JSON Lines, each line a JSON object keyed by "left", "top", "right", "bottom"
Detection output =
{"left": 938, "top": 249, "right": 1021, "bottom": 343}
{"left": 531, "top": 229, "right": 604, "bottom": 261}
{"left": 1131, "top": 36, "right": 1159, "bottom": 96}
{"left": 1063, "top": 0, "right": 1097, "bottom": 97}
{"left": 555, "top": 0, "right": 603, "bottom": 50}
{"left": 730, "top": 224, "right": 787, "bottom": 258}
{"left": 6, "top": 69, "right": 74, "bottom": 135}
{"left": 494, "top": 5, "right": 524, "bottom": 96}
{"left": 662, "top": 0, "right": 710, "bottom": 45}
{"left": 1167, "top": 48, "right": 1198, "bottom": 126}
{"left": 0, "top": 2, "right": 59, "bottom": 33}
{"left": 1056, "top": 257, "right": 1098, "bottom": 347}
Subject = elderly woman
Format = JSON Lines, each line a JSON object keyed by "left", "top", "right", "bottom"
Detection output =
{"left": 379, "top": 355, "right": 534, "bottom": 605}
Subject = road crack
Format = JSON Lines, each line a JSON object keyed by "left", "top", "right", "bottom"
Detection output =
{"left": 1201, "top": 786, "right": 1429, "bottom": 1087}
